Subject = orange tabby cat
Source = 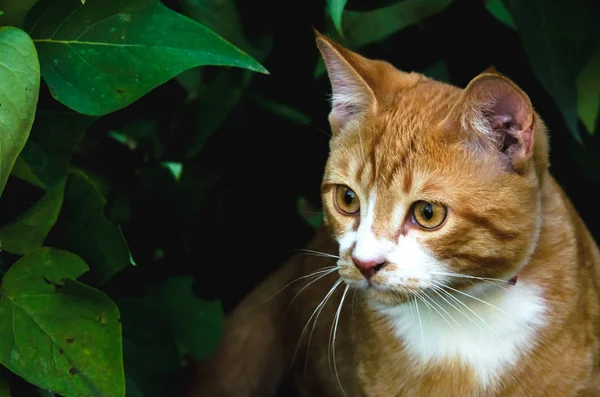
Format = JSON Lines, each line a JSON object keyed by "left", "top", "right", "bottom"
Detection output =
{"left": 185, "top": 30, "right": 600, "bottom": 397}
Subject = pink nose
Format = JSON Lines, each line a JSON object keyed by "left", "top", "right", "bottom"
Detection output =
{"left": 352, "top": 257, "right": 387, "bottom": 280}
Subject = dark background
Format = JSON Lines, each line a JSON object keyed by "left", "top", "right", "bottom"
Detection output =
{"left": 1, "top": 0, "right": 599, "bottom": 395}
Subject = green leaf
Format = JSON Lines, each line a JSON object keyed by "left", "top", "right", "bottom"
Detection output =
{"left": 11, "top": 111, "right": 96, "bottom": 190}
{"left": 249, "top": 93, "right": 312, "bottom": 125}
{"left": 118, "top": 298, "right": 183, "bottom": 397}
{"left": 485, "top": 0, "right": 516, "bottom": 29}
{"left": 186, "top": 68, "right": 253, "bottom": 158}
{"left": 0, "top": 247, "right": 124, "bottom": 397}
{"left": 0, "top": 178, "right": 65, "bottom": 255}
{"left": 328, "top": 0, "right": 349, "bottom": 36}
{"left": 148, "top": 276, "right": 223, "bottom": 361}
{"left": 422, "top": 59, "right": 450, "bottom": 83}
{"left": 48, "top": 171, "right": 132, "bottom": 285}
{"left": 297, "top": 196, "right": 323, "bottom": 229}
{"left": 336, "top": 0, "right": 453, "bottom": 48}
{"left": 0, "top": 0, "right": 40, "bottom": 28}
{"left": 576, "top": 47, "right": 600, "bottom": 135}
{"left": 0, "top": 27, "right": 40, "bottom": 197}
{"left": 503, "top": 0, "right": 600, "bottom": 142}
{"left": 26, "top": 0, "right": 268, "bottom": 116}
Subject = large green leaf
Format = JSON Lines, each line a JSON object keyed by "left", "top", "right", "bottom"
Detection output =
{"left": 11, "top": 111, "right": 96, "bottom": 190}
{"left": 576, "top": 47, "right": 600, "bottom": 135}
{"left": 48, "top": 171, "right": 132, "bottom": 285}
{"left": 0, "top": 178, "right": 65, "bottom": 255}
{"left": 26, "top": 0, "right": 268, "bottom": 116}
{"left": 147, "top": 276, "right": 223, "bottom": 361}
{"left": 328, "top": 0, "right": 348, "bottom": 36}
{"left": 503, "top": 0, "right": 600, "bottom": 142}
{"left": 0, "top": 247, "right": 124, "bottom": 397}
{"left": 0, "top": 27, "right": 40, "bottom": 197}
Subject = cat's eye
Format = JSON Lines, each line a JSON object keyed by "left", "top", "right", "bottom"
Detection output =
{"left": 411, "top": 201, "right": 447, "bottom": 229}
{"left": 334, "top": 185, "right": 360, "bottom": 215}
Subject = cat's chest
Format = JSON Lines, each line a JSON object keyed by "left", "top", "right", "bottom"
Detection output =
{"left": 361, "top": 281, "right": 547, "bottom": 393}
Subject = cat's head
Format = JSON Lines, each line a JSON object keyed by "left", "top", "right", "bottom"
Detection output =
{"left": 315, "top": 31, "right": 548, "bottom": 306}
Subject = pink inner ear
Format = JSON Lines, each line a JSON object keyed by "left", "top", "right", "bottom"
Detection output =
{"left": 469, "top": 77, "right": 534, "bottom": 155}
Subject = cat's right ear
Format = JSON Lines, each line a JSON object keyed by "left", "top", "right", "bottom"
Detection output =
{"left": 314, "top": 29, "right": 377, "bottom": 134}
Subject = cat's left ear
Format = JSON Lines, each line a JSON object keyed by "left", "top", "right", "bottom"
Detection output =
{"left": 314, "top": 29, "right": 378, "bottom": 134}
{"left": 446, "top": 72, "right": 535, "bottom": 171}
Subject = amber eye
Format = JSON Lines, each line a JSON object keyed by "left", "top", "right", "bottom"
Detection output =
{"left": 334, "top": 185, "right": 360, "bottom": 215}
{"left": 411, "top": 201, "right": 447, "bottom": 229}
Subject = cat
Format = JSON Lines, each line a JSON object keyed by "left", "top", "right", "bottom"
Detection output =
{"left": 184, "top": 30, "right": 600, "bottom": 397}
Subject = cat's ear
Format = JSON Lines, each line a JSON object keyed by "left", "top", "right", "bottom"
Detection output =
{"left": 314, "top": 29, "right": 377, "bottom": 134}
{"left": 449, "top": 71, "right": 535, "bottom": 171}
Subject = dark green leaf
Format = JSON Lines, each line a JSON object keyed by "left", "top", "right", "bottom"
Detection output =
{"left": 503, "top": 0, "right": 600, "bottom": 142}
{"left": 119, "top": 298, "right": 183, "bottom": 397}
{"left": 48, "top": 171, "right": 132, "bottom": 285}
{"left": 0, "top": 178, "right": 65, "bottom": 255}
{"left": 249, "top": 93, "right": 313, "bottom": 125}
{"left": 576, "top": 47, "right": 600, "bottom": 135}
{"left": 297, "top": 196, "right": 323, "bottom": 230}
{"left": 0, "top": 247, "right": 124, "bottom": 397}
{"left": 422, "top": 59, "right": 450, "bottom": 83}
{"left": 148, "top": 276, "right": 223, "bottom": 361}
{"left": 328, "top": 0, "right": 348, "bottom": 36}
{"left": 186, "top": 69, "right": 253, "bottom": 158}
{"left": 26, "top": 0, "right": 268, "bottom": 116}
{"left": 0, "top": 0, "right": 40, "bottom": 28}
{"left": 334, "top": 0, "right": 453, "bottom": 48}
{"left": 0, "top": 27, "right": 40, "bottom": 197}
{"left": 11, "top": 111, "right": 96, "bottom": 190}
{"left": 485, "top": 0, "right": 516, "bottom": 29}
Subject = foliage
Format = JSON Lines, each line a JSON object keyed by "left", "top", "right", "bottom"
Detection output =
{"left": 0, "top": 0, "right": 598, "bottom": 396}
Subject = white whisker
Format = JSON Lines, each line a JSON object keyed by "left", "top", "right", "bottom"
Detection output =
{"left": 291, "top": 278, "right": 342, "bottom": 371}
{"left": 264, "top": 266, "right": 337, "bottom": 304}
{"left": 429, "top": 271, "right": 512, "bottom": 284}
{"left": 431, "top": 280, "right": 512, "bottom": 317}
{"left": 294, "top": 249, "right": 340, "bottom": 259}
{"left": 332, "top": 285, "right": 350, "bottom": 397}
{"left": 285, "top": 268, "right": 339, "bottom": 312}
{"left": 427, "top": 282, "right": 483, "bottom": 331}
{"left": 416, "top": 290, "right": 455, "bottom": 330}
{"left": 430, "top": 281, "right": 498, "bottom": 336}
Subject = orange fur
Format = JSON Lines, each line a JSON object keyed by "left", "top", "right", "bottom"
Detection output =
{"left": 185, "top": 32, "right": 600, "bottom": 396}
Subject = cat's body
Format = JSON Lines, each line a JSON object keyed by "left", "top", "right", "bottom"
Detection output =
{"left": 185, "top": 32, "right": 600, "bottom": 397}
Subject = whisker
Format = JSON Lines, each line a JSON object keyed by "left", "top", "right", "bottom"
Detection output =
{"left": 430, "top": 281, "right": 498, "bottom": 336}
{"left": 412, "top": 294, "right": 425, "bottom": 348}
{"left": 291, "top": 278, "right": 343, "bottom": 371}
{"left": 285, "top": 268, "right": 339, "bottom": 313}
{"left": 423, "top": 283, "right": 464, "bottom": 328}
{"left": 429, "top": 271, "right": 513, "bottom": 284}
{"left": 303, "top": 283, "right": 333, "bottom": 383}
{"left": 426, "top": 282, "right": 483, "bottom": 331}
{"left": 332, "top": 285, "right": 350, "bottom": 397}
{"left": 293, "top": 249, "right": 340, "bottom": 259}
{"left": 307, "top": 123, "right": 333, "bottom": 139}
{"left": 430, "top": 280, "right": 512, "bottom": 317}
{"left": 416, "top": 290, "right": 455, "bottom": 330}
{"left": 263, "top": 266, "right": 337, "bottom": 303}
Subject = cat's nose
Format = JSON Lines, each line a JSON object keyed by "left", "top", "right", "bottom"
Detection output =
{"left": 352, "top": 256, "right": 387, "bottom": 280}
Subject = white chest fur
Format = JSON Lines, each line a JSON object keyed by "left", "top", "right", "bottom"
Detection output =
{"left": 375, "top": 281, "right": 547, "bottom": 388}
